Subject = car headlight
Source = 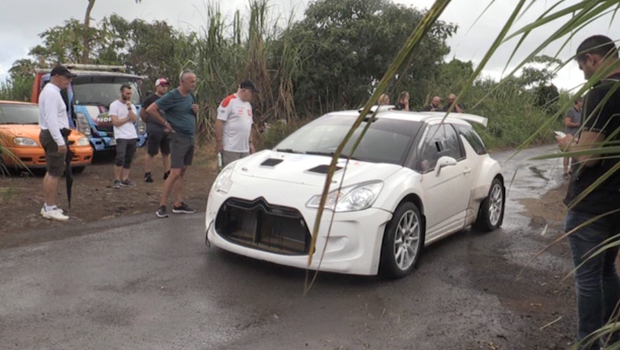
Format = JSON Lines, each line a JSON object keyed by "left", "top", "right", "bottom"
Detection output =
{"left": 137, "top": 119, "right": 146, "bottom": 135}
{"left": 75, "top": 112, "right": 91, "bottom": 136}
{"left": 13, "top": 137, "right": 38, "bottom": 147}
{"left": 306, "top": 181, "right": 383, "bottom": 212}
{"left": 76, "top": 137, "right": 90, "bottom": 146}
{"left": 213, "top": 167, "right": 234, "bottom": 194}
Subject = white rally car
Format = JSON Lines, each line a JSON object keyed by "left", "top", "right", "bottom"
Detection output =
{"left": 205, "top": 106, "right": 505, "bottom": 278}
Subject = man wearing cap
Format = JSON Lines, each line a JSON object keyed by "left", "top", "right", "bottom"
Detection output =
{"left": 215, "top": 80, "right": 258, "bottom": 167}
{"left": 147, "top": 71, "right": 199, "bottom": 218}
{"left": 38, "top": 65, "right": 76, "bottom": 221}
{"left": 140, "top": 78, "right": 171, "bottom": 183}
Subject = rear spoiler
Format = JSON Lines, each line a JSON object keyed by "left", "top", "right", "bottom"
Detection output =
{"left": 424, "top": 112, "right": 488, "bottom": 127}
{"left": 451, "top": 113, "right": 488, "bottom": 127}
{"left": 357, "top": 105, "right": 395, "bottom": 114}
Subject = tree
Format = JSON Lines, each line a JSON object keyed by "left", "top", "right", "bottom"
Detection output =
{"left": 286, "top": 0, "right": 456, "bottom": 114}
{"left": 81, "top": 0, "right": 142, "bottom": 63}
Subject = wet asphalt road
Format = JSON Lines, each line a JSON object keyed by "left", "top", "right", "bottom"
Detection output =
{"left": 0, "top": 145, "right": 576, "bottom": 350}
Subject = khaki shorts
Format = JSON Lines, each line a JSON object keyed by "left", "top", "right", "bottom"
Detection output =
{"left": 39, "top": 129, "right": 66, "bottom": 177}
{"left": 222, "top": 151, "right": 249, "bottom": 167}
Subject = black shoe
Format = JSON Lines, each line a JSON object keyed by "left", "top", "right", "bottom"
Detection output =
{"left": 163, "top": 170, "right": 170, "bottom": 180}
{"left": 172, "top": 202, "right": 196, "bottom": 214}
{"left": 121, "top": 179, "right": 136, "bottom": 187}
{"left": 156, "top": 205, "right": 168, "bottom": 218}
{"left": 145, "top": 172, "right": 153, "bottom": 183}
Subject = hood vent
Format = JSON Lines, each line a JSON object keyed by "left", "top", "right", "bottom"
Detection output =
{"left": 307, "top": 164, "right": 342, "bottom": 174}
{"left": 260, "top": 158, "right": 284, "bottom": 167}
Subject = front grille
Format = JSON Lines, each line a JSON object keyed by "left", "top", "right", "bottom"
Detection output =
{"left": 215, "top": 197, "right": 311, "bottom": 255}
{"left": 95, "top": 124, "right": 114, "bottom": 135}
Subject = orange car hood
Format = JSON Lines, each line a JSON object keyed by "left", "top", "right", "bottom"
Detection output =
{"left": 0, "top": 124, "right": 86, "bottom": 141}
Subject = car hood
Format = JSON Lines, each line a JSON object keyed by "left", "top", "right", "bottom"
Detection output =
{"left": 0, "top": 124, "right": 87, "bottom": 142}
{"left": 0, "top": 124, "right": 41, "bottom": 138}
{"left": 232, "top": 150, "right": 403, "bottom": 187}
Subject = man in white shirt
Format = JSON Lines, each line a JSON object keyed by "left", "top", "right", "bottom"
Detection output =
{"left": 109, "top": 84, "right": 139, "bottom": 188}
{"left": 39, "top": 65, "right": 76, "bottom": 221}
{"left": 215, "top": 80, "right": 258, "bottom": 167}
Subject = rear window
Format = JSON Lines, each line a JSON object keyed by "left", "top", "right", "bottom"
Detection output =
{"left": 455, "top": 124, "right": 487, "bottom": 155}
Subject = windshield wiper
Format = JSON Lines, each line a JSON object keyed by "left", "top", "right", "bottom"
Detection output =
{"left": 275, "top": 148, "right": 301, "bottom": 154}
{"left": 305, "top": 151, "right": 360, "bottom": 161}
{"left": 1, "top": 122, "right": 38, "bottom": 125}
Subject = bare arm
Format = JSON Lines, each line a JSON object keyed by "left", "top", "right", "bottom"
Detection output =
{"left": 557, "top": 131, "right": 605, "bottom": 167}
{"left": 111, "top": 114, "right": 131, "bottom": 127}
{"left": 139, "top": 107, "right": 148, "bottom": 123}
{"left": 564, "top": 117, "right": 580, "bottom": 128}
{"left": 127, "top": 108, "right": 137, "bottom": 123}
{"left": 215, "top": 119, "right": 224, "bottom": 152}
{"left": 146, "top": 103, "right": 173, "bottom": 132}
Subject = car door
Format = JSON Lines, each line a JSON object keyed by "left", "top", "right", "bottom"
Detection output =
{"left": 415, "top": 123, "right": 471, "bottom": 239}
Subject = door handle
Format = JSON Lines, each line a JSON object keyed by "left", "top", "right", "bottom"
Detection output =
{"left": 463, "top": 167, "right": 471, "bottom": 175}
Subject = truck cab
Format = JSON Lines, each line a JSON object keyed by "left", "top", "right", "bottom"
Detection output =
{"left": 31, "top": 64, "right": 147, "bottom": 153}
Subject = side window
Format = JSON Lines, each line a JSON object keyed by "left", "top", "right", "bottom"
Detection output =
{"left": 443, "top": 124, "right": 464, "bottom": 160}
{"left": 416, "top": 124, "right": 463, "bottom": 172}
{"left": 456, "top": 124, "right": 487, "bottom": 155}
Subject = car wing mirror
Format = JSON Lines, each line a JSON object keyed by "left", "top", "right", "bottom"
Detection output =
{"left": 434, "top": 156, "right": 457, "bottom": 176}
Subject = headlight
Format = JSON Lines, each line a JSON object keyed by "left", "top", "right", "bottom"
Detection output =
{"left": 137, "top": 119, "right": 146, "bottom": 135}
{"left": 76, "top": 137, "right": 90, "bottom": 146}
{"left": 13, "top": 137, "right": 38, "bottom": 147}
{"left": 76, "top": 112, "right": 91, "bottom": 136}
{"left": 306, "top": 181, "right": 383, "bottom": 212}
{"left": 213, "top": 167, "right": 234, "bottom": 193}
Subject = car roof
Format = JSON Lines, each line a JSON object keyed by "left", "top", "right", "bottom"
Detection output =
{"left": 329, "top": 106, "right": 488, "bottom": 128}
{"left": 70, "top": 71, "right": 144, "bottom": 79}
{"left": 0, "top": 100, "right": 37, "bottom": 106}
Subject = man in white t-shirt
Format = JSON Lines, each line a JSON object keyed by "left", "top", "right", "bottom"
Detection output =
{"left": 109, "top": 84, "right": 139, "bottom": 188}
{"left": 215, "top": 80, "right": 258, "bottom": 167}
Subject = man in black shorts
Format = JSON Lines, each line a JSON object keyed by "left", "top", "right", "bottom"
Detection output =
{"left": 140, "top": 78, "right": 171, "bottom": 183}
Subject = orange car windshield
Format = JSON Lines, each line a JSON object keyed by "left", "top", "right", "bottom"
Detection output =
{"left": 0, "top": 104, "right": 39, "bottom": 125}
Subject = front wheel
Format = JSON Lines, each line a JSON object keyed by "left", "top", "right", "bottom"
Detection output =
{"left": 474, "top": 177, "right": 505, "bottom": 232}
{"left": 380, "top": 202, "right": 424, "bottom": 279}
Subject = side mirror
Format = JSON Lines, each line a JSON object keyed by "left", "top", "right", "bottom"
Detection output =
{"left": 434, "top": 156, "right": 457, "bottom": 176}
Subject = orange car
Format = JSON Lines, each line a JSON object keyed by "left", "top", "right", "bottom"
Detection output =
{"left": 0, "top": 101, "right": 93, "bottom": 173}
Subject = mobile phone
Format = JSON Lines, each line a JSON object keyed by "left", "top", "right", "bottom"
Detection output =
{"left": 554, "top": 131, "right": 566, "bottom": 138}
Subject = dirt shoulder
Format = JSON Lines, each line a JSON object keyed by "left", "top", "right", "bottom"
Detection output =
{"left": 0, "top": 146, "right": 218, "bottom": 246}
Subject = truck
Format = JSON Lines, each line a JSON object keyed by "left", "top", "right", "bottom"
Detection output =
{"left": 31, "top": 64, "right": 147, "bottom": 154}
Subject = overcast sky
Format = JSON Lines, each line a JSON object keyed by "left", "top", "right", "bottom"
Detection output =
{"left": 1, "top": 0, "right": 618, "bottom": 91}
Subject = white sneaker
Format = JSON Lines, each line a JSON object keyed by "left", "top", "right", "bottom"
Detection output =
{"left": 41, "top": 208, "right": 69, "bottom": 221}
{"left": 40, "top": 207, "right": 64, "bottom": 215}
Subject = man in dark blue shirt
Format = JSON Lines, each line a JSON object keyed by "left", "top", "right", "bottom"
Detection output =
{"left": 147, "top": 71, "right": 199, "bottom": 218}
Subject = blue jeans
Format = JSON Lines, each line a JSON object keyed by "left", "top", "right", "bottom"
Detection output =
{"left": 566, "top": 210, "right": 620, "bottom": 349}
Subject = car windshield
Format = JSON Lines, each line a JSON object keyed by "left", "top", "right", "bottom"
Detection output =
{"left": 0, "top": 104, "right": 39, "bottom": 124}
{"left": 72, "top": 77, "right": 141, "bottom": 107}
{"left": 275, "top": 114, "right": 422, "bottom": 165}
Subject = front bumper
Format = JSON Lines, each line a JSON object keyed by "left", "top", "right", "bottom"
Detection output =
{"left": 2, "top": 147, "right": 93, "bottom": 168}
{"left": 205, "top": 176, "right": 393, "bottom": 275}
{"left": 90, "top": 135, "right": 146, "bottom": 151}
